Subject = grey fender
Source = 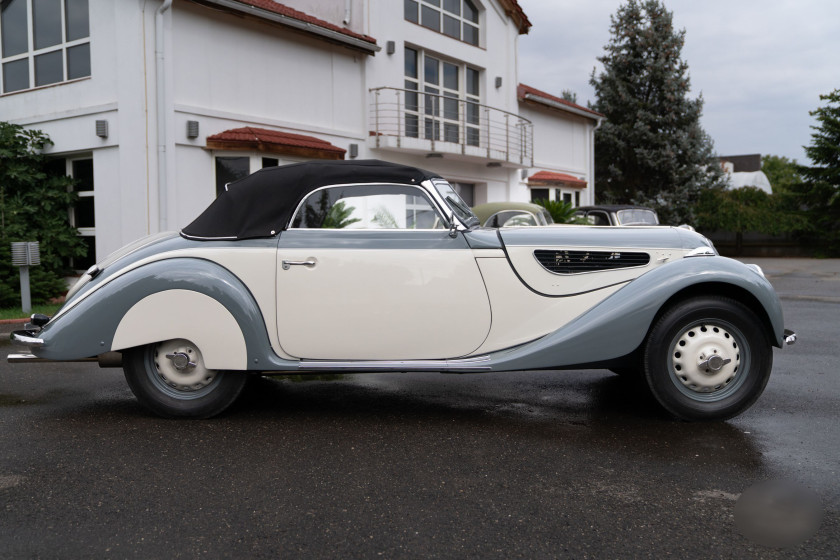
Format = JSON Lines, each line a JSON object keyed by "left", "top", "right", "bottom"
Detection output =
{"left": 483, "top": 256, "right": 784, "bottom": 372}
{"left": 33, "top": 258, "right": 293, "bottom": 370}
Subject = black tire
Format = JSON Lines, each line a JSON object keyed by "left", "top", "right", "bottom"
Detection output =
{"left": 123, "top": 339, "right": 248, "bottom": 418}
{"left": 643, "top": 296, "right": 773, "bottom": 421}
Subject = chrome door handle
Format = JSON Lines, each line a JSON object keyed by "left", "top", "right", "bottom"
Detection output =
{"left": 282, "top": 259, "right": 317, "bottom": 271}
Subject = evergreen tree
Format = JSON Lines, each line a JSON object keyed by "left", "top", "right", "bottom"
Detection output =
{"left": 794, "top": 90, "right": 840, "bottom": 253}
{"left": 589, "top": 0, "right": 724, "bottom": 224}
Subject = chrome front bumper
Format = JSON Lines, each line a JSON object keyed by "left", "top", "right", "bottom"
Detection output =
{"left": 10, "top": 330, "right": 44, "bottom": 347}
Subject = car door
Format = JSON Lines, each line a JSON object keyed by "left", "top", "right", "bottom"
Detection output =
{"left": 275, "top": 183, "right": 492, "bottom": 360}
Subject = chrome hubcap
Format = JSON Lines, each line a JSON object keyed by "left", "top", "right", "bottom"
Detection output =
{"left": 153, "top": 339, "right": 217, "bottom": 391}
{"left": 671, "top": 323, "right": 740, "bottom": 393}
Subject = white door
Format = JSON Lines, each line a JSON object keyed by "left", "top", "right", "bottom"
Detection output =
{"left": 275, "top": 184, "right": 491, "bottom": 360}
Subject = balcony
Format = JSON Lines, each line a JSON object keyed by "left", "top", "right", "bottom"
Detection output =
{"left": 369, "top": 87, "right": 533, "bottom": 167}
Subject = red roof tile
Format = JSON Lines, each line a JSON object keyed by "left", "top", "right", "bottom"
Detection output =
{"left": 518, "top": 84, "right": 604, "bottom": 119}
{"left": 227, "top": 0, "right": 377, "bottom": 44}
{"left": 528, "top": 171, "right": 587, "bottom": 187}
{"left": 207, "top": 127, "right": 346, "bottom": 158}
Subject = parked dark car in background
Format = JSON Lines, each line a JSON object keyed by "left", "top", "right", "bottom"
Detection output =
{"left": 573, "top": 205, "right": 660, "bottom": 226}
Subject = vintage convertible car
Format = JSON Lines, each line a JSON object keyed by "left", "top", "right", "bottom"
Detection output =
{"left": 9, "top": 160, "right": 795, "bottom": 420}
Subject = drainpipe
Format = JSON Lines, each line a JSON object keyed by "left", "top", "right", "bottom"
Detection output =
{"left": 590, "top": 117, "right": 603, "bottom": 205}
{"left": 156, "top": 0, "right": 173, "bottom": 231}
{"left": 343, "top": 0, "right": 351, "bottom": 25}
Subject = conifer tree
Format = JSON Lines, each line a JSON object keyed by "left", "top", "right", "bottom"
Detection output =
{"left": 795, "top": 90, "right": 840, "bottom": 253}
{"left": 589, "top": 0, "right": 724, "bottom": 224}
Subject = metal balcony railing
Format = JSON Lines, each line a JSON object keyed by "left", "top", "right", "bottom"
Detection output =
{"left": 369, "top": 86, "right": 533, "bottom": 166}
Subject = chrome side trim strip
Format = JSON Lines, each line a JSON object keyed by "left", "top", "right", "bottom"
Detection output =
{"left": 299, "top": 355, "right": 492, "bottom": 372}
{"left": 6, "top": 353, "right": 98, "bottom": 364}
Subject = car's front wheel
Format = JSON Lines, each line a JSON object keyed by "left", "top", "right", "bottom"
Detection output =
{"left": 643, "top": 297, "right": 773, "bottom": 421}
{"left": 123, "top": 339, "right": 248, "bottom": 418}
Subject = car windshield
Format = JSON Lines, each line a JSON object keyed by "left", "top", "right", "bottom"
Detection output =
{"left": 432, "top": 180, "right": 480, "bottom": 227}
{"left": 539, "top": 208, "right": 554, "bottom": 225}
{"left": 616, "top": 209, "right": 659, "bottom": 225}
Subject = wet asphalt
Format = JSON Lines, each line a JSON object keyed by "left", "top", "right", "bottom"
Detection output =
{"left": 0, "top": 258, "right": 837, "bottom": 559}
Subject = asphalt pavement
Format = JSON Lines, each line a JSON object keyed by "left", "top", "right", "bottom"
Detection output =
{"left": 0, "top": 257, "right": 837, "bottom": 558}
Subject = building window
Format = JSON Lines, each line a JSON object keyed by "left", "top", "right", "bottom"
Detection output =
{"left": 530, "top": 188, "right": 549, "bottom": 203}
{"left": 47, "top": 155, "right": 95, "bottom": 270}
{"left": 215, "top": 156, "right": 250, "bottom": 196}
{"left": 404, "top": 46, "right": 480, "bottom": 146}
{"left": 575, "top": 191, "right": 580, "bottom": 207}
{"left": 1, "top": 0, "right": 90, "bottom": 94}
{"left": 404, "top": 0, "right": 479, "bottom": 46}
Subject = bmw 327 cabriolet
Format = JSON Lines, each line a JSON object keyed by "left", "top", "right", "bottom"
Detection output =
{"left": 9, "top": 160, "right": 795, "bottom": 420}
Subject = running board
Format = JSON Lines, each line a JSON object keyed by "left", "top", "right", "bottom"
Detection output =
{"left": 297, "top": 355, "right": 492, "bottom": 373}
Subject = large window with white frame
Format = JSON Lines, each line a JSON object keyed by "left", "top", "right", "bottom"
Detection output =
{"left": 0, "top": 0, "right": 90, "bottom": 94}
{"left": 404, "top": 0, "right": 480, "bottom": 46}
{"left": 404, "top": 46, "right": 480, "bottom": 147}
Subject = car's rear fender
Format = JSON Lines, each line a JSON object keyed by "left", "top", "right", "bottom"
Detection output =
{"left": 31, "top": 258, "right": 278, "bottom": 369}
{"left": 483, "top": 256, "right": 785, "bottom": 371}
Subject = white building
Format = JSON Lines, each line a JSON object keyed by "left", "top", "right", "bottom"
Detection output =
{"left": 1, "top": 0, "right": 602, "bottom": 269}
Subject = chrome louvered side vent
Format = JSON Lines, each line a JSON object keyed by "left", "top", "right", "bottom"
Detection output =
{"left": 533, "top": 250, "right": 651, "bottom": 274}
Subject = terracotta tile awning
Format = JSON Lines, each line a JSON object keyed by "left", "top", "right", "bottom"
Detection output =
{"left": 207, "top": 127, "right": 346, "bottom": 160}
{"left": 528, "top": 171, "right": 588, "bottom": 188}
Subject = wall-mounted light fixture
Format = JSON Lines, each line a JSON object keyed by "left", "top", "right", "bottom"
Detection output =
{"left": 426, "top": 152, "right": 443, "bottom": 159}
{"left": 486, "top": 162, "right": 502, "bottom": 168}
{"left": 495, "top": 77, "right": 502, "bottom": 89}
{"left": 386, "top": 41, "right": 396, "bottom": 55}
{"left": 95, "top": 120, "right": 108, "bottom": 138}
{"left": 186, "top": 120, "right": 199, "bottom": 139}
{"left": 348, "top": 143, "right": 359, "bottom": 159}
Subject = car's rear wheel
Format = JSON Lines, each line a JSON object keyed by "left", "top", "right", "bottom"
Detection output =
{"left": 643, "top": 297, "right": 773, "bottom": 421}
{"left": 123, "top": 339, "right": 248, "bottom": 418}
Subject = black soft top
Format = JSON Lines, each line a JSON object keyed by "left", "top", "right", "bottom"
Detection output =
{"left": 181, "top": 160, "right": 442, "bottom": 240}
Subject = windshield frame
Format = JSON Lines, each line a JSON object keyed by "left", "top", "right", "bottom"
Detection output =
{"left": 430, "top": 179, "right": 481, "bottom": 229}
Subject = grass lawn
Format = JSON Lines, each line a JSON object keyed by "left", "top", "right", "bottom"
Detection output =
{"left": 0, "top": 303, "right": 63, "bottom": 321}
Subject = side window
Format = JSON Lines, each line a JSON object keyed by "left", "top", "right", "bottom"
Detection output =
{"left": 291, "top": 184, "right": 446, "bottom": 230}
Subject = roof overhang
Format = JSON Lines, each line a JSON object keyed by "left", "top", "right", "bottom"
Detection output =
{"left": 518, "top": 84, "right": 604, "bottom": 124}
{"left": 528, "top": 171, "right": 588, "bottom": 189}
{"left": 207, "top": 127, "right": 346, "bottom": 160}
{"left": 189, "top": 0, "right": 380, "bottom": 55}
{"left": 498, "top": 0, "right": 532, "bottom": 34}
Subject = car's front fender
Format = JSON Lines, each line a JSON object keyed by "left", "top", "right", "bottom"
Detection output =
{"left": 483, "top": 256, "right": 785, "bottom": 371}
{"left": 32, "top": 258, "right": 272, "bottom": 369}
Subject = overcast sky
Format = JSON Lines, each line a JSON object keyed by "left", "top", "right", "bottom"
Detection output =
{"left": 517, "top": 0, "right": 840, "bottom": 163}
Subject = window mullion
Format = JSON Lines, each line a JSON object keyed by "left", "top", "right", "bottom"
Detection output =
{"left": 26, "top": 0, "right": 34, "bottom": 89}
{"left": 60, "top": 0, "right": 67, "bottom": 81}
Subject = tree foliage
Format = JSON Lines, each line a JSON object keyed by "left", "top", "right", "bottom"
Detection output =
{"left": 0, "top": 122, "right": 87, "bottom": 307}
{"left": 790, "top": 90, "right": 840, "bottom": 253}
{"left": 589, "top": 0, "right": 725, "bottom": 225}
{"left": 533, "top": 199, "right": 586, "bottom": 224}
